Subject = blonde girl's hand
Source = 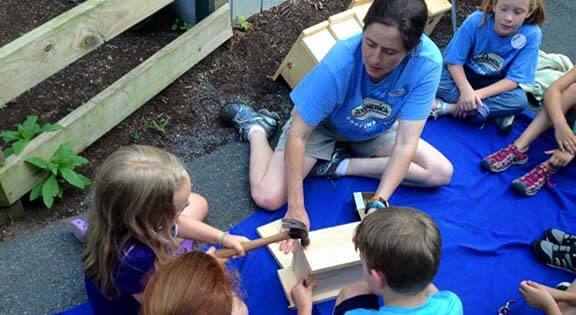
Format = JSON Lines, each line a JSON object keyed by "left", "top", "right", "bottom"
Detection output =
{"left": 519, "top": 280, "right": 559, "bottom": 312}
{"left": 545, "top": 149, "right": 575, "bottom": 168}
{"left": 554, "top": 124, "right": 576, "bottom": 154}
{"left": 222, "top": 234, "right": 250, "bottom": 257}
{"left": 206, "top": 247, "right": 229, "bottom": 265}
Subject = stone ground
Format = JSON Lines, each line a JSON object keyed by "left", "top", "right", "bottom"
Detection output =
{"left": 0, "top": 1, "right": 575, "bottom": 314}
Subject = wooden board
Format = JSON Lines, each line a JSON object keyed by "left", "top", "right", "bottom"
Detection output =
{"left": 277, "top": 222, "right": 363, "bottom": 308}
{"left": 353, "top": 191, "right": 375, "bottom": 220}
{"left": 0, "top": 0, "right": 173, "bottom": 108}
{"left": 0, "top": 4, "right": 233, "bottom": 207}
{"left": 256, "top": 219, "right": 293, "bottom": 269}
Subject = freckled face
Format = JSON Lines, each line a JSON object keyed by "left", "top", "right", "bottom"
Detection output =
{"left": 492, "top": 0, "right": 531, "bottom": 36}
{"left": 362, "top": 23, "right": 408, "bottom": 83}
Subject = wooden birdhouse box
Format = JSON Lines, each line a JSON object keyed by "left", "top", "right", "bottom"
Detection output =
{"left": 272, "top": 0, "right": 451, "bottom": 89}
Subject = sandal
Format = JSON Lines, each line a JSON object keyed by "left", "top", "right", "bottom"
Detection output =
{"left": 430, "top": 98, "right": 450, "bottom": 119}
{"left": 69, "top": 217, "right": 88, "bottom": 243}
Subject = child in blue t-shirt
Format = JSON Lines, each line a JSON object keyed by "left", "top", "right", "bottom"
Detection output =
{"left": 82, "top": 145, "right": 249, "bottom": 315}
{"left": 432, "top": 0, "right": 545, "bottom": 132}
{"left": 291, "top": 207, "right": 463, "bottom": 315}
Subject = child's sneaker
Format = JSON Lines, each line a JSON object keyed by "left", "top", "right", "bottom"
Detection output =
{"left": 308, "top": 150, "right": 349, "bottom": 179}
{"left": 512, "top": 164, "right": 552, "bottom": 196}
{"left": 543, "top": 228, "right": 576, "bottom": 246}
{"left": 219, "top": 102, "right": 280, "bottom": 141}
{"left": 69, "top": 217, "right": 88, "bottom": 243}
{"left": 481, "top": 143, "right": 528, "bottom": 172}
{"left": 532, "top": 239, "right": 576, "bottom": 273}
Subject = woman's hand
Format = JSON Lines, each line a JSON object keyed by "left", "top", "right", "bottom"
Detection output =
{"left": 222, "top": 234, "right": 250, "bottom": 257}
{"left": 554, "top": 124, "right": 576, "bottom": 154}
{"left": 519, "top": 280, "right": 561, "bottom": 314}
{"left": 279, "top": 208, "right": 310, "bottom": 254}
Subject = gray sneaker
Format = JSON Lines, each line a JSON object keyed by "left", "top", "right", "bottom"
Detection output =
{"left": 309, "top": 150, "right": 349, "bottom": 179}
{"left": 543, "top": 228, "right": 576, "bottom": 246}
{"left": 220, "top": 102, "right": 280, "bottom": 141}
{"left": 495, "top": 115, "right": 515, "bottom": 133}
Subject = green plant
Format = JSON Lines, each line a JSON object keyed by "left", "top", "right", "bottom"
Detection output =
{"left": 25, "top": 143, "right": 91, "bottom": 208}
{"left": 130, "top": 130, "right": 142, "bottom": 143}
{"left": 236, "top": 16, "right": 251, "bottom": 32}
{"left": 171, "top": 18, "right": 194, "bottom": 31}
{"left": 148, "top": 114, "right": 171, "bottom": 135}
{"left": 0, "top": 115, "right": 62, "bottom": 158}
{"left": 314, "top": 0, "right": 325, "bottom": 10}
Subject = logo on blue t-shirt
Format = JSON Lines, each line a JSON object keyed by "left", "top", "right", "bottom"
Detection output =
{"left": 346, "top": 97, "right": 393, "bottom": 130}
{"left": 469, "top": 53, "right": 504, "bottom": 75}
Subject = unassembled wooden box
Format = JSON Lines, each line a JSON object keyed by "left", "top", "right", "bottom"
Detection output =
{"left": 272, "top": 0, "right": 452, "bottom": 89}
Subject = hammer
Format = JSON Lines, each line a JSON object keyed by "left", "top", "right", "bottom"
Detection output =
{"left": 214, "top": 218, "right": 309, "bottom": 258}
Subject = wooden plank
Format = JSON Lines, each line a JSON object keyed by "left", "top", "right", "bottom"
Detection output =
{"left": 0, "top": 4, "right": 233, "bottom": 207}
{"left": 257, "top": 219, "right": 293, "bottom": 269}
{"left": 328, "top": 11, "right": 363, "bottom": 41}
{"left": 0, "top": 0, "right": 174, "bottom": 108}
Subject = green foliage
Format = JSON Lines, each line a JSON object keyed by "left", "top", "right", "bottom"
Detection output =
{"left": 171, "top": 18, "right": 194, "bottom": 32}
{"left": 148, "top": 114, "right": 171, "bottom": 135}
{"left": 25, "top": 143, "right": 91, "bottom": 208}
{"left": 0, "top": 115, "right": 62, "bottom": 158}
{"left": 236, "top": 16, "right": 251, "bottom": 32}
{"left": 314, "top": 0, "right": 325, "bottom": 10}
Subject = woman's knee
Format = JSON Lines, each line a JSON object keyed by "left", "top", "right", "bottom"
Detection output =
{"left": 427, "top": 159, "right": 454, "bottom": 186}
{"left": 250, "top": 186, "right": 286, "bottom": 211}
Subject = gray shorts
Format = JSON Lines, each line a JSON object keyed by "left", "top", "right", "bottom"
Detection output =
{"left": 275, "top": 115, "right": 398, "bottom": 161}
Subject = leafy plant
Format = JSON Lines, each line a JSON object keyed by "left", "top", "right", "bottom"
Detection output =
{"left": 171, "top": 18, "right": 194, "bottom": 31}
{"left": 314, "top": 0, "right": 325, "bottom": 10}
{"left": 148, "top": 114, "right": 171, "bottom": 135}
{"left": 130, "top": 130, "right": 142, "bottom": 143}
{"left": 236, "top": 16, "right": 251, "bottom": 32}
{"left": 25, "top": 143, "right": 91, "bottom": 208}
{"left": 0, "top": 115, "right": 62, "bottom": 158}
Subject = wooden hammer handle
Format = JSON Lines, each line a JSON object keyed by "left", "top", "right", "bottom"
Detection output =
{"left": 214, "top": 230, "right": 289, "bottom": 258}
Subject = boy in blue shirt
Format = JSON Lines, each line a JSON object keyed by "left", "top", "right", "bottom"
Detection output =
{"left": 291, "top": 207, "right": 463, "bottom": 315}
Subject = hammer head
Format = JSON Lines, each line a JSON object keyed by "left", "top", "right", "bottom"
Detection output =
{"left": 281, "top": 218, "right": 310, "bottom": 247}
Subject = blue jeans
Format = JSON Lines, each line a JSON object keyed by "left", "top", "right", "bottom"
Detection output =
{"left": 436, "top": 65, "right": 528, "bottom": 124}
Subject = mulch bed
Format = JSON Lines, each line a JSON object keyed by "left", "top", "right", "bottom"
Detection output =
{"left": 0, "top": 0, "right": 481, "bottom": 241}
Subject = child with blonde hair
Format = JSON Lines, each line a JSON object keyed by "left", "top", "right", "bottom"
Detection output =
{"left": 432, "top": 0, "right": 545, "bottom": 132}
{"left": 82, "top": 145, "right": 248, "bottom": 314}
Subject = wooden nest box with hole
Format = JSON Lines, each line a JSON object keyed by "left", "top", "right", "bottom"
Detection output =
{"left": 272, "top": 0, "right": 452, "bottom": 89}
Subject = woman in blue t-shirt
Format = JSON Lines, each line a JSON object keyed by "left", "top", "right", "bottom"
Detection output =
{"left": 82, "top": 145, "right": 249, "bottom": 315}
{"left": 432, "top": 0, "right": 545, "bottom": 132}
{"left": 220, "top": 0, "right": 453, "bottom": 251}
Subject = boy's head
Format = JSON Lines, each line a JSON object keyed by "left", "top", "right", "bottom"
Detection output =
{"left": 353, "top": 207, "right": 441, "bottom": 295}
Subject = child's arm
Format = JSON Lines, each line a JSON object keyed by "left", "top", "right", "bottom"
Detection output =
{"left": 475, "top": 78, "right": 519, "bottom": 100}
{"left": 543, "top": 67, "right": 576, "bottom": 153}
{"left": 177, "top": 216, "right": 249, "bottom": 255}
{"left": 520, "top": 280, "right": 562, "bottom": 315}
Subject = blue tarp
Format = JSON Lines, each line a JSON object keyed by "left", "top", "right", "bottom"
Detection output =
{"left": 227, "top": 113, "right": 576, "bottom": 315}
{"left": 60, "top": 113, "right": 576, "bottom": 315}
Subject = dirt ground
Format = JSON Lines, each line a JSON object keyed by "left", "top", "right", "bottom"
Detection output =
{"left": 0, "top": 0, "right": 481, "bottom": 241}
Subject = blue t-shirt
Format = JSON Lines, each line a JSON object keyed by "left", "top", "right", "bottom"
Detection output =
{"left": 290, "top": 33, "right": 442, "bottom": 142}
{"left": 346, "top": 291, "right": 463, "bottom": 315}
{"left": 444, "top": 11, "right": 541, "bottom": 85}
{"left": 85, "top": 239, "right": 155, "bottom": 315}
